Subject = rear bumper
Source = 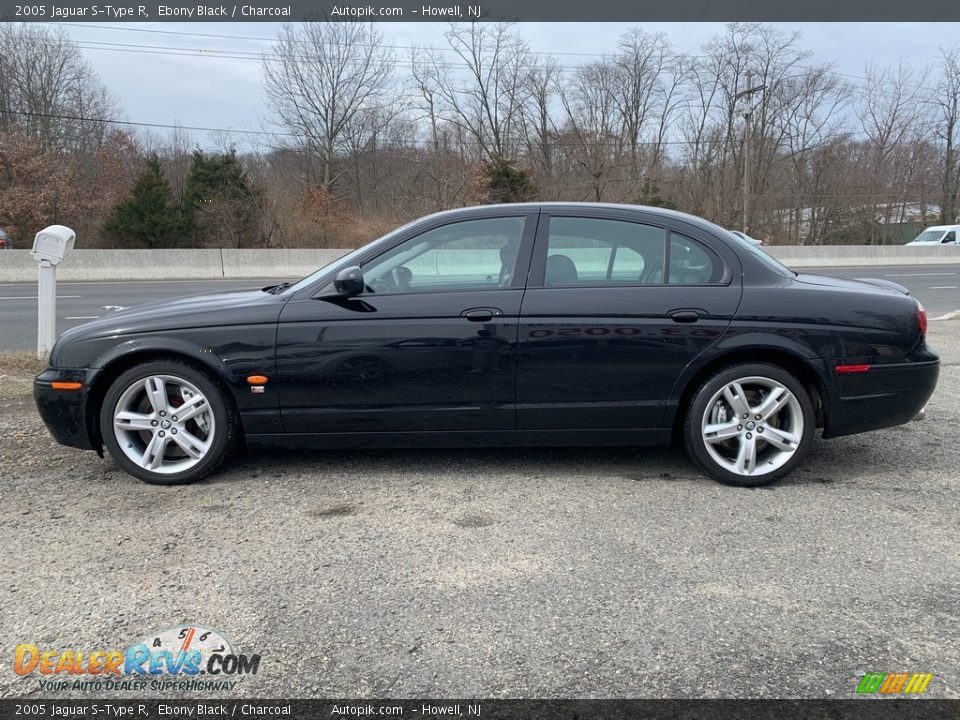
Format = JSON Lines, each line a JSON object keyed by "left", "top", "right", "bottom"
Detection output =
{"left": 823, "top": 350, "right": 939, "bottom": 438}
{"left": 34, "top": 368, "right": 99, "bottom": 450}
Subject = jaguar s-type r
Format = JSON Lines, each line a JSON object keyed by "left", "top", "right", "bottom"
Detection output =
{"left": 35, "top": 204, "right": 939, "bottom": 486}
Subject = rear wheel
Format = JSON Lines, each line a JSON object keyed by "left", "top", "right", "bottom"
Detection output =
{"left": 684, "top": 363, "right": 814, "bottom": 487}
{"left": 100, "top": 360, "right": 238, "bottom": 485}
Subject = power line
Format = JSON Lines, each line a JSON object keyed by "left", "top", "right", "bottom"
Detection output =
{"left": 57, "top": 21, "right": 944, "bottom": 94}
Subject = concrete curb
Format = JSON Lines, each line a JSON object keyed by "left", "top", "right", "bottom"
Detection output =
{"left": 0, "top": 245, "right": 957, "bottom": 282}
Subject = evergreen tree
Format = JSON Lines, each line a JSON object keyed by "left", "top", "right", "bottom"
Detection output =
{"left": 183, "top": 149, "right": 259, "bottom": 246}
{"left": 102, "top": 155, "right": 183, "bottom": 248}
{"left": 482, "top": 156, "right": 537, "bottom": 203}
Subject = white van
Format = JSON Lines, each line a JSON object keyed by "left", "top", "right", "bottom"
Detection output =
{"left": 906, "top": 225, "right": 960, "bottom": 245}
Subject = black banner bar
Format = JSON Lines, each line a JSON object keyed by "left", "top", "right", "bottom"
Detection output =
{"left": 1, "top": 699, "right": 959, "bottom": 720}
{"left": 3, "top": 0, "right": 960, "bottom": 21}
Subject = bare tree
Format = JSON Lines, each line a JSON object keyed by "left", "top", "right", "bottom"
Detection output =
{"left": 262, "top": 21, "right": 396, "bottom": 191}
{"left": 936, "top": 46, "right": 960, "bottom": 225}
{"left": 421, "top": 23, "right": 532, "bottom": 162}
{"left": 557, "top": 60, "right": 625, "bottom": 201}
{"left": 0, "top": 24, "right": 117, "bottom": 153}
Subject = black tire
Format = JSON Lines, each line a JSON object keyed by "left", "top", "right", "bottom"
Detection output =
{"left": 99, "top": 360, "right": 239, "bottom": 485}
{"left": 683, "top": 362, "right": 815, "bottom": 487}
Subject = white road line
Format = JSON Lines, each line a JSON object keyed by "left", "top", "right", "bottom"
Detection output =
{"left": 885, "top": 272, "right": 957, "bottom": 277}
{"left": 930, "top": 286, "right": 959, "bottom": 290}
{"left": 931, "top": 309, "right": 960, "bottom": 321}
{"left": 65, "top": 316, "right": 100, "bottom": 320}
{"left": 0, "top": 295, "right": 82, "bottom": 300}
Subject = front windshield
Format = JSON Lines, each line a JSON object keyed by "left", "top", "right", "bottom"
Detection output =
{"left": 910, "top": 230, "right": 945, "bottom": 244}
{"left": 725, "top": 230, "right": 794, "bottom": 277}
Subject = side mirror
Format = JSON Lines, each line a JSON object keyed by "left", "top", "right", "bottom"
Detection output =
{"left": 333, "top": 266, "right": 364, "bottom": 297}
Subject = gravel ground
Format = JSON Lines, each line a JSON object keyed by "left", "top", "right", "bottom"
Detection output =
{"left": 1, "top": 326, "right": 958, "bottom": 700}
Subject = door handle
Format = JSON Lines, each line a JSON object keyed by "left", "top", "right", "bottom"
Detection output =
{"left": 668, "top": 309, "right": 702, "bottom": 323}
{"left": 461, "top": 307, "right": 503, "bottom": 322}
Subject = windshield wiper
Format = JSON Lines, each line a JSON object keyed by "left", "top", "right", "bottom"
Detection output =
{"left": 264, "top": 282, "right": 293, "bottom": 294}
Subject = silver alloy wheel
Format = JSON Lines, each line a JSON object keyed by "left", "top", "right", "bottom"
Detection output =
{"left": 112, "top": 374, "right": 215, "bottom": 475}
{"left": 700, "top": 375, "right": 804, "bottom": 478}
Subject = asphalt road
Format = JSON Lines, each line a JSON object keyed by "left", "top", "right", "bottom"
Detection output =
{"left": 1, "top": 264, "right": 959, "bottom": 352}
{"left": 0, "top": 323, "right": 957, "bottom": 699}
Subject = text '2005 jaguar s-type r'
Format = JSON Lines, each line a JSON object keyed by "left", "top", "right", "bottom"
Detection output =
{"left": 35, "top": 203, "right": 939, "bottom": 487}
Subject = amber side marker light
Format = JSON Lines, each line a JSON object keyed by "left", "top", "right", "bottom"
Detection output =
{"left": 246, "top": 375, "right": 269, "bottom": 386}
{"left": 834, "top": 364, "right": 871, "bottom": 374}
{"left": 51, "top": 381, "right": 83, "bottom": 391}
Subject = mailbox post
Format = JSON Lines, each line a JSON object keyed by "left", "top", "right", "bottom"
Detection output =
{"left": 31, "top": 225, "right": 75, "bottom": 358}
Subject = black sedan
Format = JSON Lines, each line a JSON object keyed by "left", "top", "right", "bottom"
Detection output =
{"left": 35, "top": 203, "right": 939, "bottom": 487}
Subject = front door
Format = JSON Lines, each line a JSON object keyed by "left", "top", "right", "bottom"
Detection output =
{"left": 276, "top": 214, "right": 536, "bottom": 433}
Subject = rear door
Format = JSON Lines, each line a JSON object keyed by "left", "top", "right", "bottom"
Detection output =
{"left": 516, "top": 208, "right": 742, "bottom": 430}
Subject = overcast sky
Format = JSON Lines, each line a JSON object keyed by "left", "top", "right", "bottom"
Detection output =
{"left": 57, "top": 22, "right": 959, "bottom": 150}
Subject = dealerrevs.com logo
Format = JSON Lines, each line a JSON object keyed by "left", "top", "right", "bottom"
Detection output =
{"left": 14, "top": 624, "right": 261, "bottom": 692}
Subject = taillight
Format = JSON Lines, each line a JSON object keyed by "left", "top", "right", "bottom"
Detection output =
{"left": 917, "top": 300, "right": 928, "bottom": 336}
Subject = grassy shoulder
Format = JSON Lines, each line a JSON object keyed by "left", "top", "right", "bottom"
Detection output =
{"left": 0, "top": 352, "right": 46, "bottom": 400}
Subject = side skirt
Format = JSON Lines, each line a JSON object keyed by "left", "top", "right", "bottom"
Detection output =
{"left": 245, "top": 429, "right": 672, "bottom": 451}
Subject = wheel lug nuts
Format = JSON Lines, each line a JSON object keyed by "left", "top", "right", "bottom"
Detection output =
{"left": 151, "top": 420, "right": 158, "bottom": 426}
{"left": 172, "top": 429, "right": 177, "bottom": 434}
{"left": 159, "top": 431, "right": 165, "bottom": 437}
{"left": 159, "top": 411, "right": 166, "bottom": 417}
{"left": 742, "top": 413, "right": 748, "bottom": 419}
{"left": 757, "top": 427, "right": 764, "bottom": 433}
{"left": 172, "top": 416, "right": 178, "bottom": 422}
{"left": 746, "top": 432, "right": 753, "bottom": 439}
{"left": 737, "top": 425, "right": 743, "bottom": 430}
{"left": 755, "top": 414, "right": 761, "bottom": 420}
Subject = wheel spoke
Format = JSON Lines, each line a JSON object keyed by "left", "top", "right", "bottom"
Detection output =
{"left": 703, "top": 421, "right": 740, "bottom": 444}
{"left": 115, "top": 410, "right": 155, "bottom": 431}
{"left": 735, "top": 434, "right": 757, "bottom": 474}
{"left": 171, "top": 429, "right": 207, "bottom": 459}
{"left": 756, "top": 387, "right": 792, "bottom": 421}
{"left": 139, "top": 433, "right": 168, "bottom": 470}
{"left": 174, "top": 394, "right": 207, "bottom": 422}
{"left": 145, "top": 377, "right": 169, "bottom": 414}
{"left": 723, "top": 382, "right": 751, "bottom": 418}
{"left": 761, "top": 426, "right": 799, "bottom": 452}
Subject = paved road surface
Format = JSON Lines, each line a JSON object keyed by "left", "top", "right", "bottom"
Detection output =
{"left": 1, "top": 265, "right": 959, "bottom": 352}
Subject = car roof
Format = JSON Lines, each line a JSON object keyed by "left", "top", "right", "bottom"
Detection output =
{"left": 922, "top": 225, "right": 960, "bottom": 232}
{"left": 430, "top": 202, "right": 729, "bottom": 236}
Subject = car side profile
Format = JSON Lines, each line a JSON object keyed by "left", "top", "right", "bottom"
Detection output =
{"left": 35, "top": 203, "right": 939, "bottom": 487}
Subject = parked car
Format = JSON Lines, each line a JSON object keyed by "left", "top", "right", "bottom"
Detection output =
{"left": 906, "top": 225, "right": 959, "bottom": 245}
{"left": 35, "top": 203, "right": 939, "bottom": 488}
{"left": 728, "top": 229, "right": 763, "bottom": 246}
{"left": 0, "top": 229, "right": 11, "bottom": 250}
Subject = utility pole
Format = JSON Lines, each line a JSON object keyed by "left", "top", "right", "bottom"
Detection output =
{"left": 736, "top": 70, "right": 766, "bottom": 235}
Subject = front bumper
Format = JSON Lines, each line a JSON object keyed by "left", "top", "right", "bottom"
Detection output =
{"left": 34, "top": 368, "right": 100, "bottom": 450}
{"left": 823, "top": 351, "right": 939, "bottom": 438}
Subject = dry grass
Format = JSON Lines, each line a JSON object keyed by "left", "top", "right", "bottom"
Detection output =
{"left": 0, "top": 352, "right": 46, "bottom": 399}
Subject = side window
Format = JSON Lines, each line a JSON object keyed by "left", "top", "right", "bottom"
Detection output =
{"left": 943, "top": 232, "right": 956, "bottom": 244}
{"left": 669, "top": 234, "right": 722, "bottom": 285}
{"left": 545, "top": 217, "right": 667, "bottom": 286}
{"left": 362, "top": 217, "right": 525, "bottom": 294}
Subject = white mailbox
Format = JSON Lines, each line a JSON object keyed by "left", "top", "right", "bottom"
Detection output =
{"left": 31, "top": 225, "right": 76, "bottom": 265}
{"left": 32, "top": 225, "right": 77, "bottom": 358}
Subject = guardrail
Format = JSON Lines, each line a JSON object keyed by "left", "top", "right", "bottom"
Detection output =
{"left": 0, "top": 245, "right": 958, "bottom": 282}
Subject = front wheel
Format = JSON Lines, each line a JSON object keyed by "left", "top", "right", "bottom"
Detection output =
{"left": 683, "top": 363, "right": 815, "bottom": 487}
{"left": 100, "top": 361, "right": 239, "bottom": 485}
